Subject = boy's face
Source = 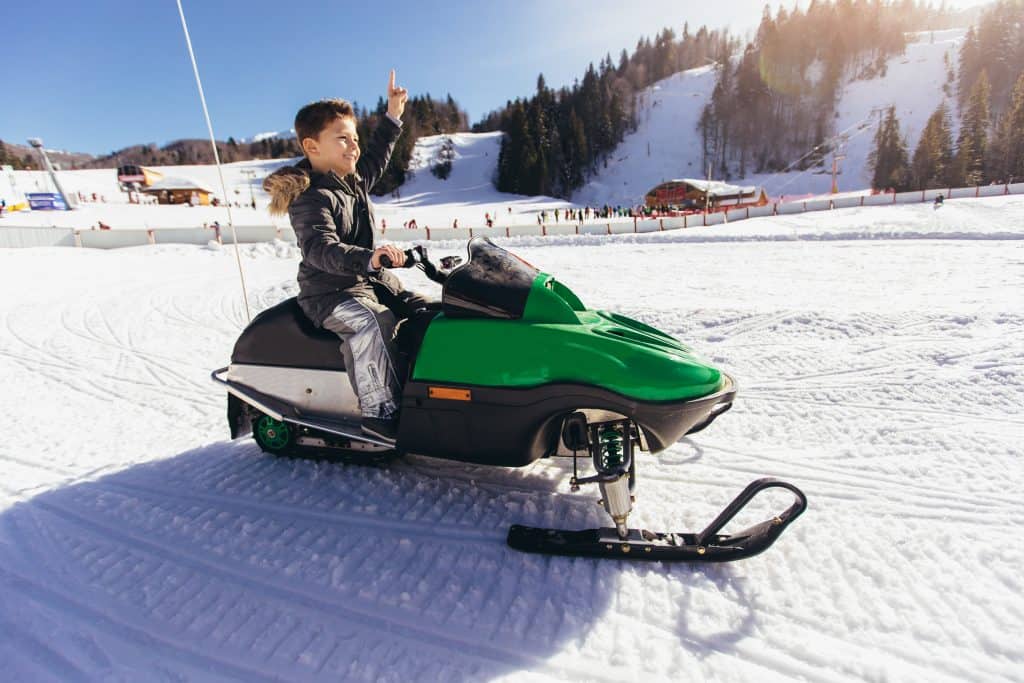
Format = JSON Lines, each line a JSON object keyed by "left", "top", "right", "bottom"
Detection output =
{"left": 305, "top": 116, "right": 360, "bottom": 176}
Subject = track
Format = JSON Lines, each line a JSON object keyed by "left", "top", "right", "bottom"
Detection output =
{"left": 1, "top": 238, "right": 1022, "bottom": 681}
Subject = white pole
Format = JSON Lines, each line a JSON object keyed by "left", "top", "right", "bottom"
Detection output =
{"left": 175, "top": 0, "right": 252, "bottom": 322}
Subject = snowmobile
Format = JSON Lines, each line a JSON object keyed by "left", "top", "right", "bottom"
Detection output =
{"left": 212, "top": 237, "right": 805, "bottom": 562}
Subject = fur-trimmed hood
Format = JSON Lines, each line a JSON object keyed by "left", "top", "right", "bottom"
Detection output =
{"left": 263, "top": 162, "right": 312, "bottom": 216}
{"left": 263, "top": 158, "right": 364, "bottom": 216}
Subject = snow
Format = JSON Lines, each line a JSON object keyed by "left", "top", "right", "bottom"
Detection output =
{"left": 244, "top": 130, "right": 296, "bottom": 143}
{"left": 0, "top": 142, "right": 567, "bottom": 232}
{"left": 1, "top": 160, "right": 295, "bottom": 230}
{"left": 374, "top": 130, "right": 573, "bottom": 229}
{"left": 575, "top": 30, "right": 967, "bottom": 206}
{"left": 2, "top": 191, "right": 1022, "bottom": 680}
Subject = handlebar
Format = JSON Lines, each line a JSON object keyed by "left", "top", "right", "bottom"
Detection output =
{"left": 376, "top": 245, "right": 462, "bottom": 285}
{"left": 378, "top": 250, "right": 414, "bottom": 269}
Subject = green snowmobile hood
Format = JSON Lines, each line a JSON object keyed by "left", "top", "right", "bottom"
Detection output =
{"left": 413, "top": 273, "right": 723, "bottom": 402}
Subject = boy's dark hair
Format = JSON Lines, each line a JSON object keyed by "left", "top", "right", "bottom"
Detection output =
{"left": 294, "top": 98, "right": 356, "bottom": 149}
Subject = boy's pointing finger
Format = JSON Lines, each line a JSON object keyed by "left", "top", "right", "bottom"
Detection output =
{"left": 389, "top": 69, "right": 396, "bottom": 92}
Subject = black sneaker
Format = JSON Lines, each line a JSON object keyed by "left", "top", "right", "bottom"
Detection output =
{"left": 361, "top": 417, "right": 399, "bottom": 444}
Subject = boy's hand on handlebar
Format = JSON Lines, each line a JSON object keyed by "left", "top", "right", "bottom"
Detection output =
{"left": 371, "top": 245, "right": 406, "bottom": 269}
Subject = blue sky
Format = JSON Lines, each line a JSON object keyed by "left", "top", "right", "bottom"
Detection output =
{"left": 4, "top": 0, "right": 984, "bottom": 156}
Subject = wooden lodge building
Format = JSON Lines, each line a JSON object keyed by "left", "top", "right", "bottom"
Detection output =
{"left": 140, "top": 177, "right": 215, "bottom": 205}
{"left": 645, "top": 179, "right": 768, "bottom": 211}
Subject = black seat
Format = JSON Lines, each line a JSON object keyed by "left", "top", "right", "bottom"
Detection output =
{"left": 231, "top": 297, "right": 346, "bottom": 371}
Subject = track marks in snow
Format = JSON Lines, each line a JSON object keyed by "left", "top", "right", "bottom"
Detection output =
{"left": 2, "top": 240, "right": 1023, "bottom": 680}
{"left": 2, "top": 481, "right": 603, "bottom": 681}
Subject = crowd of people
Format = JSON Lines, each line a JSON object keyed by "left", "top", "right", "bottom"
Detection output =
{"left": 388, "top": 204, "right": 655, "bottom": 232}
{"left": 534, "top": 205, "right": 641, "bottom": 225}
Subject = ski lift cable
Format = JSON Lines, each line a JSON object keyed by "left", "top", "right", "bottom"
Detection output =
{"left": 175, "top": 0, "right": 252, "bottom": 323}
{"left": 764, "top": 110, "right": 875, "bottom": 187}
{"left": 761, "top": 109, "right": 880, "bottom": 194}
{"left": 768, "top": 113, "right": 880, "bottom": 195}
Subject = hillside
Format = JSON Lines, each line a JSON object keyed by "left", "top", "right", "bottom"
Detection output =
{"left": 575, "top": 29, "right": 966, "bottom": 206}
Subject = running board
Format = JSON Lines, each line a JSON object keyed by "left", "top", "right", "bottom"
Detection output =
{"left": 507, "top": 478, "right": 806, "bottom": 562}
{"left": 211, "top": 367, "right": 393, "bottom": 448}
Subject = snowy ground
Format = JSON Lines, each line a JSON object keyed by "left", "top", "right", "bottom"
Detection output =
{"left": 1, "top": 197, "right": 1022, "bottom": 681}
{"left": 0, "top": 144, "right": 572, "bottom": 233}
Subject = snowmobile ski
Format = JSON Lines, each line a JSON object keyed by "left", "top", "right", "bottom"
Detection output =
{"left": 507, "top": 478, "right": 806, "bottom": 562}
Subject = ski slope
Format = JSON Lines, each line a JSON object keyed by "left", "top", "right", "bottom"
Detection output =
{"left": 1, "top": 146, "right": 566, "bottom": 233}
{"left": 575, "top": 29, "right": 966, "bottom": 206}
{"left": 1, "top": 195, "right": 1022, "bottom": 681}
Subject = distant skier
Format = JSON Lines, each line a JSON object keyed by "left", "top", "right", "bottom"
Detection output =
{"left": 933, "top": 194, "right": 944, "bottom": 208}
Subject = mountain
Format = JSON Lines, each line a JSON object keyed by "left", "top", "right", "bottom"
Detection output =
{"left": 575, "top": 28, "right": 967, "bottom": 205}
{"left": 0, "top": 140, "right": 95, "bottom": 171}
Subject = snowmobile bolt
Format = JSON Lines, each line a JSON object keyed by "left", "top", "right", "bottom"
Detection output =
{"left": 644, "top": 547, "right": 652, "bottom": 553}
{"left": 305, "top": 387, "right": 312, "bottom": 394}
{"left": 621, "top": 545, "right": 631, "bottom": 553}
{"left": 605, "top": 544, "right": 613, "bottom": 550}
{"left": 697, "top": 547, "right": 706, "bottom": 555}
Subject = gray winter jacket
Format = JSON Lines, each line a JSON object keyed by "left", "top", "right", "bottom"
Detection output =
{"left": 268, "top": 116, "right": 404, "bottom": 326}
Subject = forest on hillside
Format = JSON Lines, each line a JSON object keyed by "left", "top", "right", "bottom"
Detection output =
{"left": 477, "top": 1, "right": 978, "bottom": 199}
{"left": 698, "top": 0, "right": 965, "bottom": 181}
{"left": 872, "top": 0, "right": 1024, "bottom": 191}
{"left": 476, "top": 25, "right": 738, "bottom": 198}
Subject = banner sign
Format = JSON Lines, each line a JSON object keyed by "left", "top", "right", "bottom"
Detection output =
{"left": 26, "top": 192, "right": 69, "bottom": 210}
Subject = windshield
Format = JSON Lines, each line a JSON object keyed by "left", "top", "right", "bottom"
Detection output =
{"left": 442, "top": 237, "right": 539, "bottom": 319}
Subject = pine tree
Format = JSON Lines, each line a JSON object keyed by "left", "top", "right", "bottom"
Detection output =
{"left": 911, "top": 102, "right": 954, "bottom": 189}
{"left": 958, "top": 26, "right": 983, "bottom": 112}
{"left": 955, "top": 70, "right": 991, "bottom": 186}
{"left": 869, "top": 106, "right": 911, "bottom": 191}
{"left": 993, "top": 72, "right": 1024, "bottom": 183}
{"left": 567, "top": 109, "right": 588, "bottom": 189}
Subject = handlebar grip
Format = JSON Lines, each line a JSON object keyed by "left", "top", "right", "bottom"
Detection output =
{"left": 378, "top": 249, "right": 416, "bottom": 270}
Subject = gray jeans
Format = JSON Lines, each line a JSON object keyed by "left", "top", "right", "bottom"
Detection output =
{"left": 322, "top": 298, "right": 403, "bottom": 419}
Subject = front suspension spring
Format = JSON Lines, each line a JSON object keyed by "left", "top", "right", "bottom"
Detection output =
{"left": 599, "top": 425, "right": 624, "bottom": 469}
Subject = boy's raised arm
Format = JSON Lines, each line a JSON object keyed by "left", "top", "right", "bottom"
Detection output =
{"left": 357, "top": 70, "right": 409, "bottom": 193}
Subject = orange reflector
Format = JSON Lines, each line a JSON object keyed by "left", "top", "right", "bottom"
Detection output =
{"left": 428, "top": 386, "right": 472, "bottom": 401}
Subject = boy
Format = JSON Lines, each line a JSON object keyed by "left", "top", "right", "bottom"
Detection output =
{"left": 264, "top": 70, "right": 428, "bottom": 444}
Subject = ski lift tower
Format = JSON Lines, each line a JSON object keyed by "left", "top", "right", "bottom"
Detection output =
{"left": 27, "top": 138, "right": 73, "bottom": 210}
{"left": 831, "top": 153, "right": 846, "bottom": 194}
{"left": 240, "top": 168, "right": 257, "bottom": 208}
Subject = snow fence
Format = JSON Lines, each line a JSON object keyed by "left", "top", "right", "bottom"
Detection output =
{"left": 2, "top": 182, "right": 1023, "bottom": 249}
